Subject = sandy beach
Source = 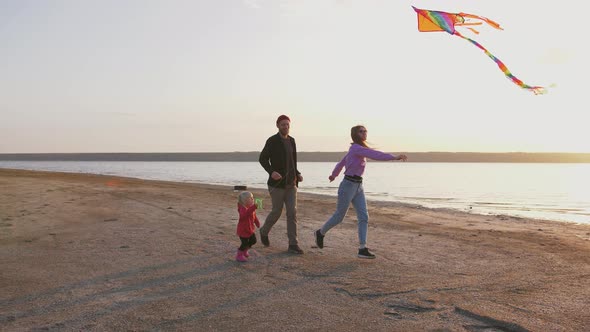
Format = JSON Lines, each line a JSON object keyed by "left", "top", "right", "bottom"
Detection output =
{"left": 1, "top": 168, "right": 589, "bottom": 331}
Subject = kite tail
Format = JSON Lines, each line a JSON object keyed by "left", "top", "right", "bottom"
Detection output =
{"left": 467, "top": 27, "right": 480, "bottom": 35}
{"left": 458, "top": 12, "right": 503, "bottom": 30}
{"left": 453, "top": 31, "right": 547, "bottom": 95}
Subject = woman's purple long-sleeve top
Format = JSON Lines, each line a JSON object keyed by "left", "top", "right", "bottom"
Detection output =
{"left": 331, "top": 144, "right": 397, "bottom": 178}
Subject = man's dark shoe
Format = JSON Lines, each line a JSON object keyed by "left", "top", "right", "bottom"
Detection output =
{"left": 357, "top": 248, "right": 376, "bottom": 259}
{"left": 314, "top": 229, "right": 324, "bottom": 249}
{"left": 261, "top": 235, "right": 270, "bottom": 247}
{"left": 288, "top": 244, "right": 304, "bottom": 254}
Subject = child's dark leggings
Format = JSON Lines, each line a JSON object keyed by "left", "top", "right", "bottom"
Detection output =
{"left": 239, "top": 234, "right": 257, "bottom": 251}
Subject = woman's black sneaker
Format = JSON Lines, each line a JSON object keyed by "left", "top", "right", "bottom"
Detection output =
{"left": 314, "top": 229, "right": 324, "bottom": 249}
{"left": 357, "top": 248, "right": 376, "bottom": 259}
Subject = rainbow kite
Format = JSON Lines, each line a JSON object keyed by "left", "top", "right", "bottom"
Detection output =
{"left": 413, "top": 6, "right": 547, "bottom": 95}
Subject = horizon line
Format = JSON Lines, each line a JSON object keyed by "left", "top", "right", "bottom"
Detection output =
{"left": 2, "top": 151, "right": 590, "bottom": 163}
{"left": 2, "top": 151, "right": 590, "bottom": 154}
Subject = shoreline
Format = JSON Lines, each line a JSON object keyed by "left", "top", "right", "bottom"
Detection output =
{"left": 1, "top": 168, "right": 590, "bottom": 330}
{"left": 1, "top": 166, "right": 585, "bottom": 227}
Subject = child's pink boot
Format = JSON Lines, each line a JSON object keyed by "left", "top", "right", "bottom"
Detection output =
{"left": 243, "top": 248, "right": 250, "bottom": 258}
{"left": 236, "top": 250, "right": 248, "bottom": 262}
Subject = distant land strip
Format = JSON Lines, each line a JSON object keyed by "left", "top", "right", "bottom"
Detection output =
{"left": 1, "top": 152, "right": 590, "bottom": 163}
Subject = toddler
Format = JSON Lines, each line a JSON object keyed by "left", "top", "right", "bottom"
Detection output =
{"left": 236, "top": 191, "right": 260, "bottom": 262}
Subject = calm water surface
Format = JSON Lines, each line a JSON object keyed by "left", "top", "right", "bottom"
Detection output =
{"left": 1, "top": 161, "right": 589, "bottom": 224}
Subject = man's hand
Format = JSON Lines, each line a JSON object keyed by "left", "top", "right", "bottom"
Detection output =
{"left": 297, "top": 174, "right": 303, "bottom": 182}
{"left": 271, "top": 171, "right": 282, "bottom": 180}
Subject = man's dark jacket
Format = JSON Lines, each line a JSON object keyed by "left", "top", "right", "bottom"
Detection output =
{"left": 259, "top": 133, "right": 301, "bottom": 188}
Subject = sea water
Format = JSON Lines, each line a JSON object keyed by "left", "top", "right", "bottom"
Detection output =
{"left": 1, "top": 161, "right": 589, "bottom": 224}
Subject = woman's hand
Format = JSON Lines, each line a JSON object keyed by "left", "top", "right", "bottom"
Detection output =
{"left": 328, "top": 175, "right": 335, "bottom": 182}
{"left": 397, "top": 154, "right": 407, "bottom": 162}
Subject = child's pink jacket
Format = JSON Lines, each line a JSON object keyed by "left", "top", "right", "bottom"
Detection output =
{"left": 237, "top": 204, "right": 260, "bottom": 238}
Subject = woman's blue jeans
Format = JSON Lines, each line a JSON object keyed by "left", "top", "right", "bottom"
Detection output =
{"left": 320, "top": 178, "right": 369, "bottom": 246}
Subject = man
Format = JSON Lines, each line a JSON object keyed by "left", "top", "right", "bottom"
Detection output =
{"left": 259, "top": 115, "right": 304, "bottom": 254}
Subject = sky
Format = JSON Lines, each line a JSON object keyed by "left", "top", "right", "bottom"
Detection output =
{"left": 1, "top": 0, "right": 588, "bottom": 153}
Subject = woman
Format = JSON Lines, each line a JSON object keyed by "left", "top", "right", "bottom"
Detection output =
{"left": 315, "top": 125, "right": 407, "bottom": 259}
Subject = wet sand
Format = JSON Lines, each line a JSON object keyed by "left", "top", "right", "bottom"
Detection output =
{"left": 1, "top": 168, "right": 589, "bottom": 331}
